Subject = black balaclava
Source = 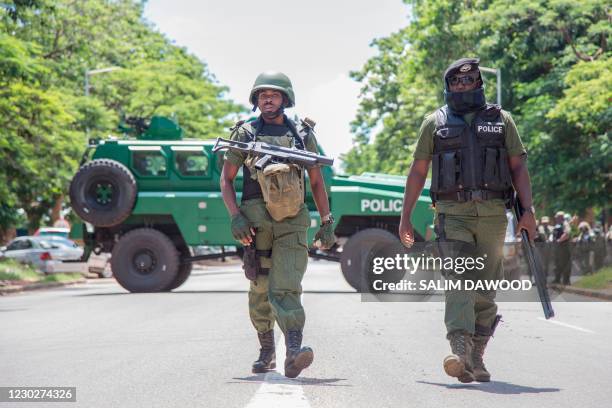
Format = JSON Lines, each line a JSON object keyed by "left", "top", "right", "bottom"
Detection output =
{"left": 443, "top": 57, "right": 486, "bottom": 114}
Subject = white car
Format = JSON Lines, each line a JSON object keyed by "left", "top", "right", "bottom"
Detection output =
{"left": 34, "top": 227, "right": 70, "bottom": 239}
{"left": 0, "top": 236, "right": 86, "bottom": 274}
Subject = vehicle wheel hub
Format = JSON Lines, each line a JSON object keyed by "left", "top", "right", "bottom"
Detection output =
{"left": 133, "top": 250, "right": 157, "bottom": 274}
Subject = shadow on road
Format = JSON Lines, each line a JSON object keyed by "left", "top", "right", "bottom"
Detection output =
{"left": 416, "top": 380, "right": 560, "bottom": 394}
{"left": 73, "top": 290, "right": 249, "bottom": 296}
{"left": 230, "top": 372, "right": 351, "bottom": 387}
{"left": 74, "top": 290, "right": 356, "bottom": 296}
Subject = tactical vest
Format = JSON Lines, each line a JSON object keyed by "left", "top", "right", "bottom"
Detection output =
{"left": 237, "top": 117, "right": 311, "bottom": 221}
{"left": 430, "top": 104, "right": 513, "bottom": 203}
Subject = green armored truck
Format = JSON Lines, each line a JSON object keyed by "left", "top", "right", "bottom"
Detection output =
{"left": 69, "top": 116, "right": 434, "bottom": 292}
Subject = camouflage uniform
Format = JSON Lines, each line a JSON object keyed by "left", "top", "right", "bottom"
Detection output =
{"left": 224, "top": 119, "right": 320, "bottom": 334}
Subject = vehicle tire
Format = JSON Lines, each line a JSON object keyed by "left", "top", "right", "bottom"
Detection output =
{"left": 69, "top": 159, "right": 137, "bottom": 227}
{"left": 163, "top": 246, "right": 193, "bottom": 291}
{"left": 340, "top": 228, "right": 407, "bottom": 292}
{"left": 111, "top": 228, "right": 179, "bottom": 293}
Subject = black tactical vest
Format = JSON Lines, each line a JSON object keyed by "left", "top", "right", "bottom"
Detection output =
{"left": 430, "top": 104, "right": 513, "bottom": 203}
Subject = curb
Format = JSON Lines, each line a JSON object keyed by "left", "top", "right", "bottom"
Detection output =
{"left": 0, "top": 278, "right": 87, "bottom": 295}
{"left": 550, "top": 283, "right": 612, "bottom": 301}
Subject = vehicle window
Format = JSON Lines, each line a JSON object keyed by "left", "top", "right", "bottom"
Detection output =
{"left": 51, "top": 242, "right": 71, "bottom": 249}
{"left": 132, "top": 151, "right": 167, "bottom": 177}
{"left": 6, "top": 241, "right": 22, "bottom": 251}
{"left": 38, "top": 240, "right": 53, "bottom": 249}
{"left": 175, "top": 151, "right": 209, "bottom": 177}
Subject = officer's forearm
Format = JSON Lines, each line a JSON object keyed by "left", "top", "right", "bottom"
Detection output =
{"left": 221, "top": 183, "right": 240, "bottom": 217}
{"left": 401, "top": 160, "right": 429, "bottom": 223}
{"left": 220, "top": 162, "right": 242, "bottom": 217}
{"left": 307, "top": 167, "right": 330, "bottom": 217}
{"left": 310, "top": 177, "right": 330, "bottom": 217}
{"left": 220, "top": 176, "right": 240, "bottom": 217}
{"left": 509, "top": 155, "right": 533, "bottom": 208}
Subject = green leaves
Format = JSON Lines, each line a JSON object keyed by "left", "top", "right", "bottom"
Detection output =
{"left": 348, "top": 0, "right": 610, "bottom": 216}
{"left": 0, "top": 0, "right": 242, "bottom": 233}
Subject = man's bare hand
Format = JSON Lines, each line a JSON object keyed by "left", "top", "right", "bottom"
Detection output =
{"left": 516, "top": 212, "right": 537, "bottom": 242}
{"left": 399, "top": 220, "right": 415, "bottom": 248}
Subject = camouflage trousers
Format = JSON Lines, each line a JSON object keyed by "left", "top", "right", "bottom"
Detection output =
{"left": 240, "top": 198, "right": 310, "bottom": 335}
{"left": 435, "top": 212, "right": 508, "bottom": 335}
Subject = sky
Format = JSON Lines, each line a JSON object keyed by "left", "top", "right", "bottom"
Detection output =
{"left": 144, "top": 0, "right": 410, "bottom": 168}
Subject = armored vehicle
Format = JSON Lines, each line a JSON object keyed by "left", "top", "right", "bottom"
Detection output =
{"left": 69, "top": 116, "right": 434, "bottom": 292}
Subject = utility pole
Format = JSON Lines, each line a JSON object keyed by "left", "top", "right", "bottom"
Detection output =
{"left": 84, "top": 66, "right": 121, "bottom": 138}
{"left": 84, "top": 66, "right": 121, "bottom": 97}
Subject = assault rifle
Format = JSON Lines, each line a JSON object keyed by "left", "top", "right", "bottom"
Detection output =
{"left": 213, "top": 138, "right": 334, "bottom": 170}
{"left": 513, "top": 195, "right": 555, "bottom": 319}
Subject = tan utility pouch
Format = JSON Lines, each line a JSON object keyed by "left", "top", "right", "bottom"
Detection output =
{"left": 257, "top": 163, "right": 304, "bottom": 221}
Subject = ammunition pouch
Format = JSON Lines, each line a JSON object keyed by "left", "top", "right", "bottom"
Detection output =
{"left": 256, "top": 162, "right": 304, "bottom": 222}
{"left": 240, "top": 116, "right": 309, "bottom": 221}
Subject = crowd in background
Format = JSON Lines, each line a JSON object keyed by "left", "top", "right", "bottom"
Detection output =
{"left": 535, "top": 212, "right": 610, "bottom": 285}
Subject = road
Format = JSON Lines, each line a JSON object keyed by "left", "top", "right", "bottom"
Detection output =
{"left": 1, "top": 260, "right": 611, "bottom": 408}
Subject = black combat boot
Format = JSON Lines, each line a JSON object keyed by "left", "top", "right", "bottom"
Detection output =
{"left": 472, "top": 334, "right": 491, "bottom": 382}
{"left": 252, "top": 330, "right": 276, "bottom": 373}
{"left": 443, "top": 330, "right": 475, "bottom": 383}
{"left": 284, "top": 330, "right": 314, "bottom": 378}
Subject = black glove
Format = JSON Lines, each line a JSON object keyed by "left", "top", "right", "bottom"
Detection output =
{"left": 231, "top": 213, "right": 252, "bottom": 242}
{"left": 314, "top": 222, "right": 335, "bottom": 250}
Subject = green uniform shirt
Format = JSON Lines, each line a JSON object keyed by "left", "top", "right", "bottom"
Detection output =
{"left": 414, "top": 109, "right": 526, "bottom": 216}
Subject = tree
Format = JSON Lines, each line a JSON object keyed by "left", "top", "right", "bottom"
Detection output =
{"left": 0, "top": 0, "right": 243, "bottom": 236}
{"left": 347, "top": 0, "right": 610, "bottom": 216}
{"left": 0, "top": 32, "right": 80, "bottom": 233}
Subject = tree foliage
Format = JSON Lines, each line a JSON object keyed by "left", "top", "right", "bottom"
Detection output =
{"left": 346, "top": 0, "right": 610, "bottom": 216}
{"left": 0, "top": 0, "right": 242, "bottom": 233}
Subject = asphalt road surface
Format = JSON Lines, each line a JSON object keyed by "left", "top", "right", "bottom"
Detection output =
{"left": 1, "top": 260, "right": 611, "bottom": 408}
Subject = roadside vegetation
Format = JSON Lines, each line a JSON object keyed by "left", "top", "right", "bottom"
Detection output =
{"left": 1, "top": 0, "right": 244, "bottom": 236}
{"left": 0, "top": 259, "right": 82, "bottom": 285}
{"left": 346, "top": 0, "right": 609, "bottom": 218}
{"left": 574, "top": 266, "right": 612, "bottom": 290}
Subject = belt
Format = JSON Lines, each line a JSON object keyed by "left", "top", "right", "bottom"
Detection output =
{"left": 435, "top": 190, "right": 507, "bottom": 202}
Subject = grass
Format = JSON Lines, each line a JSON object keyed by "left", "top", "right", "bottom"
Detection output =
{"left": 0, "top": 259, "right": 40, "bottom": 281}
{"left": 574, "top": 265, "right": 612, "bottom": 290}
{"left": 0, "top": 259, "right": 83, "bottom": 285}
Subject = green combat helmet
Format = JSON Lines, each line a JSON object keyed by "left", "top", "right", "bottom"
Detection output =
{"left": 249, "top": 71, "right": 295, "bottom": 108}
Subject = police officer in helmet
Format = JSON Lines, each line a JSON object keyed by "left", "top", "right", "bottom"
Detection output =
{"left": 220, "top": 71, "right": 335, "bottom": 378}
{"left": 399, "top": 58, "right": 536, "bottom": 383}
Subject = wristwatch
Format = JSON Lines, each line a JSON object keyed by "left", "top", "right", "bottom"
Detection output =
{"left": 321, "top": 213, "right": 334, "bottom": 225}
{"left": 522, "top": 206, "right": 536, "bottom": 215}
